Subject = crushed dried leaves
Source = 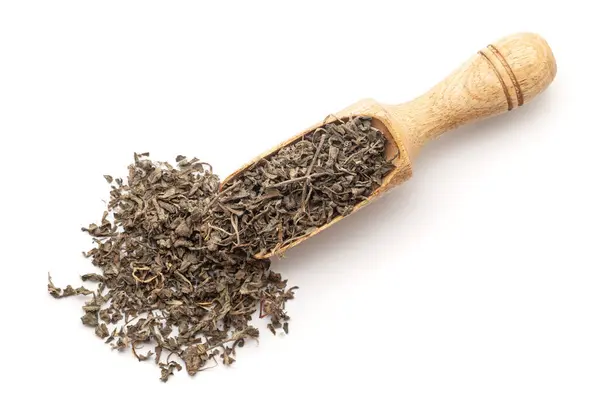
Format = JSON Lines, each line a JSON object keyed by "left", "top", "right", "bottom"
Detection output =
{"left": 48, "top": 116, "right": 394, "bottom": 381}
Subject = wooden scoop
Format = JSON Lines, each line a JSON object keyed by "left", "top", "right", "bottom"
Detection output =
{"left": 222, "top": 32, "right": 557, "bottom": 259}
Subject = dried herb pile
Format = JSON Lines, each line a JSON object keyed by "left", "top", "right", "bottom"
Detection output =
{"left": 48, "top": 116, "right": 394, "bottom": 382}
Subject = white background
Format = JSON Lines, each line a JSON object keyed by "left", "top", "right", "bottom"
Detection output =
{"left": 1, "top": 1, "right": 599, "bottom": 399}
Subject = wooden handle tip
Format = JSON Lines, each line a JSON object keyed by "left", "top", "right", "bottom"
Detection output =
{"left": 481, "top": 32, "right": 557, "bottom": 108}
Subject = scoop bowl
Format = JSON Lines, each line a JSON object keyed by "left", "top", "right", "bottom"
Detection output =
{"left": 221, "top": 32, "right": 557, "bottom": 259}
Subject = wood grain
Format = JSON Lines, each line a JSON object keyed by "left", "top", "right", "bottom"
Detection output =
{"left": 387, "top": 32, "right": 557, "bottom": 158}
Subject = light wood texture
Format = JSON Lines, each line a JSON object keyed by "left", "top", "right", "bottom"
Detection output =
{"left": 389, "top": 32, "right": 557, "bottom": 157}
{"left": 221, "top": 32, "right": 557, "bottom": 259}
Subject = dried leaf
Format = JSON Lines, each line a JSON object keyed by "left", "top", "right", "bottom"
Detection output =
{"left": 48, "top": 274, "right": 93, "bottom": 298}
{"left": 81, "top": 273, "right": 105, "bottom": 282}
{"left": 160, "top": 361, "right": 182, "bottom": 382}
{"left": 81, "top": 311, "right": 99, "bottom": 327}
{"left": 95, "top": 323, "right": 109, "bottom": 338}
{"left": 222, "top": 351, "right": 235, "bottom": 366}
{"left": 182, "top": 344, "right": 208, "bottom": 376}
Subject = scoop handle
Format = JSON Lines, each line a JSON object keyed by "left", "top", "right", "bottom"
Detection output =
{"left": 390, "top": 32, "right": 557, "bottom": 152}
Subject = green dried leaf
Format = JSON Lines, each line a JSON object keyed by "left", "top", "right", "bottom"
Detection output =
{"left": 222, "top": 351, "right": 235, "bottom": 366}
{"left": 95, "top": 323, "right": 109, "bottom": 339}
{"left": 160, "top": 361, "right": 182, "bottom": 382}
{"left": 81, "top": 273, "right": 105, "bottom": 282}
{"left": 81, "top": 311, "right": 99, "bottom": 327}
{"left": 48, "top": 274, "right": 93, "bottom": 298}
{"left": 182, "top": 344, "right": 208, "bottom": 376}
